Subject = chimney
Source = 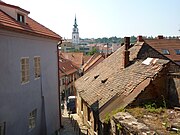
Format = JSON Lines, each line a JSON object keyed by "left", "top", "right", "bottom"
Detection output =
{"left": 137, "top": 35, "right": 143, "bottom": 42}
{"left": 157, "top": 35, "right": 163, "bottom": 39}
{"left": 122, "top": 37, "right": 130, "bottom": 68}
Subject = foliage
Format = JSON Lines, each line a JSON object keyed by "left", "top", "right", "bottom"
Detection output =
{"left": 104, "top": 107, "right": 125, "bottom": 124}
{"left": 104, "top": 113, "right": 111, "bottom": 124}
{"left": 161, "top": 95, "right": 167, "bottom": 109}
{"left": 144, "top": 102, "right": 164, "bottom": 113}
{"left": 88, "top": 47, "right": 98, "bottom": 55}
{"left": 116, "top": 123, "right": 122, "bottom": 131}
{"left": 112, "top": 108, "right": 125, "bottom": 115}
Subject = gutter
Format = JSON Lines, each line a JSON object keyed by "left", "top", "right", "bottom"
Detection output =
{"left": 57, "top": 40, "right": 63, "bottom": 129}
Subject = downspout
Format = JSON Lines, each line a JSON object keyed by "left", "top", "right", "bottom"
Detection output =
{"left": 57, "top": 40, "right": 63, "bottom": 129}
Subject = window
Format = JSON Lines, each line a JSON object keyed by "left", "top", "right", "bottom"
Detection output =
{"left": 21, "top": 57, "right": 30, "bottom": 84}
{"left": 29, "top": 109, "right": 37, "bottom": 130}
{"left": 62, "top": 78, "right": 65, "bottom": 85}
{"left": 0, "top": 122, "right": 5, "bottom": 135}
{"left": 161, "top": 49, "right": 170, "bottom": 55}
{"left": 87, "top": 107, "right": 90, "bottom": 121}
{"left": 81, "top": 99, "right": 83, "bottom": 111}
{"left": 17, "top": 13, "right": 25, "bottom": 23}
{"left": 34, "top": 57, "right": 41, "bottom": 78}
{"left": 175, "top": 49, "right": 180, "bottom": 55}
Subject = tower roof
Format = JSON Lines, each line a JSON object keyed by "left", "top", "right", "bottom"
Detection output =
{"left": 73, "top": 15, "right": 78, "bottom": 28}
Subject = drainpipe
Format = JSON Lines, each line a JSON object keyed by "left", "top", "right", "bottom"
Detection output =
{"left": 57, "top": 40, "right": 63, "bottom": 129}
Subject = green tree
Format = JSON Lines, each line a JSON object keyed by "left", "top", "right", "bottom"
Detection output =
{"left": 88, "top": 47, "right": 98, "bottom": 55}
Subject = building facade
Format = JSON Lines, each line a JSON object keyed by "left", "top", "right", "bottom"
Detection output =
{"left": 0, "top": 1, "right": 62, "bottom": 135}
{"left": 59, "top": 55, "right": 80, "bottom": 102}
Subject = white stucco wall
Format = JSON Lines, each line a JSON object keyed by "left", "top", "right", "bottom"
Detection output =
{"left": 0, "top": 29, "right": 60, "bottom": 135}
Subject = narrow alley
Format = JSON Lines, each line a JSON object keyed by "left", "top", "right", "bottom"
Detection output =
{"left": 60, "top": 104, "right": 88, "bottom": 135}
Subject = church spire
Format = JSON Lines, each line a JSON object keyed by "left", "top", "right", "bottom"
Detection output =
{"left": 72, "top": 15, "right": 79, "bottom": 45}
{"left": 73, "top": 15, "right": 78, "bottom": 28}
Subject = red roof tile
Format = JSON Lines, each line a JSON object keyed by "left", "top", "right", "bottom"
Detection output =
{"left": 0, "top": 1, "right": 29, "bottom": 14}
{"left": 59, "top": 56, "right": 78, "bottom": 77}
{"left": 61, "top": 52, "right": 83, "bottom": 68}
{"left": 82, "top": 54, "right": 105, "bottom": 73}
{"left": 0, "top": 2, "right": 61, "bottom": 40}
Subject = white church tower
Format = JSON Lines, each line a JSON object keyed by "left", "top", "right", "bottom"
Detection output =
{"left": 72, "top": 15, "right": 79, "bottom": 45}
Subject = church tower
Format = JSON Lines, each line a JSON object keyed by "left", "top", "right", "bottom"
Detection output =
{"left": 72, "top": 15, "right": 79, "bottom": 45}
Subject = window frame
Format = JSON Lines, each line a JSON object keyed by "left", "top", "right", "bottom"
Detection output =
{"left": 34, "top": 56, "right": 41, "bottom": 79}
{"left": 17, "top": 13, "right": 25, "bottom": 23}
{"left": 28, "top": 109, "right": 37, "bottom": 130}
{"left": 175, "top": 49, "right": 180, "bottom": 55}
{"left": 21, "top": 57, "right": 30, "bottom": 84}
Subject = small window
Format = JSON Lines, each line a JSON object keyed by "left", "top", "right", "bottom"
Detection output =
{"left": 161, "top": 49, "right": 170, "bottom": 55}
{"left": 81, "top": 99, "right": 83, "bottom": 111}
{"left": 0, "top": 122, "right": 5, "bottom": 135}
{"left": 29, "top": 109, "right": 37, "bottom": 130}
{"left": 87, "top": 107, "right": 90, "bottom": 121}
{"left": 34, "top": 57, "right": 41, "bottom": 78}
{"left": 21, "top": 57, "right": 30, "bottom": 84}
{"left": 175, "top": 49, "right": 180, "bottom": 55}
{"left": 17, "top": 13, "right": 25, "bottom": 23}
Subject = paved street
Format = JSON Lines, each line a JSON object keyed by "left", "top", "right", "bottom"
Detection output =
{"left": 60, "top": 104, "right": 88, "bottom": 135}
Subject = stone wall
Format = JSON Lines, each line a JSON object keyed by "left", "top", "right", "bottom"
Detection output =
{"left": 111, "top": 112, "right": 156, "bottom": 135}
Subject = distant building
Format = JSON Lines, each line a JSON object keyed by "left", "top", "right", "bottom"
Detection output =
{"left": 72, "top": 15, "right": 79, "bottom": 45}
{"left": 0, "top": 1, "right": 62, "bottom": 135}
{"left": 60, "top": 43, "right": 93, "bottom": 55}
{"left": 60, "top": 40, "right": 74, "bottom": 52}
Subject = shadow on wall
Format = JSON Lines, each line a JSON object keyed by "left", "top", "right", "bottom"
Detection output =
{"left": 168, "top": 76, "right": 180, "bottom": 107}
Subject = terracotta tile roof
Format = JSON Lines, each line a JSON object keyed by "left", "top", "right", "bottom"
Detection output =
{"left": 145, "top": 39, "right": 180, "bottom": 62}
{"left": 59, "top": 56, "right": 78, "bottom": 77}
{"left": 83, "top": 55, "right": 92, "bottom": 63}
{"left": 0, "top": 1, "right": 29, "bottom": 14}
{"left": 61, "top": 52, "right": 83, "bottom": 68}
{"left": 75, "top": 42, "right": 180, "bottom": 120}
{"left": 0, "top": 2, "right": 61, "bottom": 40}
{"left": 82, "top": 54, "right": 105, "bottom": 73}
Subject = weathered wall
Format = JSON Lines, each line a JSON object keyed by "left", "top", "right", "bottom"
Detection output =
{"left": 0, "top": 29, "right": 59, "bottom": 135}
{"left": 168, "top": 75, "right": 180, "bottom": 107}
{"left": 130, "top": 73, "right": 167, "bottom": 106}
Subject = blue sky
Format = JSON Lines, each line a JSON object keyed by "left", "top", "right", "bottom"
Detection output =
{"left": 4, "top": 0, "right": 180, "bottom": 38}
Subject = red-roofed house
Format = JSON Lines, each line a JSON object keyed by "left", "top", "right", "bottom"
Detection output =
{"left": 61, "top": 52, "right": 84, "bottom": 68}
{"left": 75, "top": 37, "right": 180, "bottom": 135}
{"left": 144, "top": 35, "right": 180, "bottom": 65}
{"left": 59, "top": 55, "right": 80, "bottom": 102}
{"left": 0, "top": 1, "right": 62, "bottom": 135}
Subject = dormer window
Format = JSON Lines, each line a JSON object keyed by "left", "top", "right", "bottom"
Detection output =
{"left": 17, "top": 13, "right": 25, "bottom": 23}
{"left": 161, "top": 49, "right": 170, "bottom": 55}
{"left": 175, "top": 49, "right": 180, "bottom": 55}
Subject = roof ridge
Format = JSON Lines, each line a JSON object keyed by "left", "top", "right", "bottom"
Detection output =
{"left": 0, "top": 1, "right": 30, "bottom": 14}
{"left": 0, "top": 9, "right": 61, "bottom": 40}
{"left": 27, "top": 17, "right": 61, "bottom": 39}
